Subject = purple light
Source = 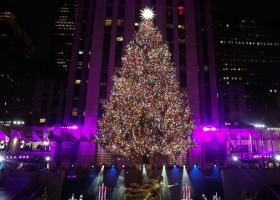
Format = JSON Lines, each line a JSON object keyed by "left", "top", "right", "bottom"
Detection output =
{"left": 67, "top": 175, "right": 71, "bottom": 178}
{"left": 203, "top": 127, "right": 217, "bottom": 131}
{"left": 66, "top": 125, "right": 78, "bottom": 129}
{"left": 203, "top": 127, "right": 209, "bottom": 131}
{"left": 72, "top": 175, "right": 76, "bottom": 178}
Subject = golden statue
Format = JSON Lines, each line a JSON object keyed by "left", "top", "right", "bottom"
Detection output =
{"left": 123, "top": 176, "right": 177, "bottom": 200}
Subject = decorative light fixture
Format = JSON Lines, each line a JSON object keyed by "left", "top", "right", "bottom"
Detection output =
{"left": 232, "top": 155, "right": 238, "bottom": 162}
{"left": 203, "top": 127, "right": 217, "bottom": 131}
{"left": 45, "top": 156, "right": 50, "bottom": 162}
{"left": 140, "top": 7, "right": 155, "bottom": 20}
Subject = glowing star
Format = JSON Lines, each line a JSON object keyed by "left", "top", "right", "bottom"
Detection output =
{"left": 140, "top": 7, "right": 155, "bottom": 20}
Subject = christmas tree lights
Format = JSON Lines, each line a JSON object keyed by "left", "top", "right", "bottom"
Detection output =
{"left": 95, "top": 8, "right": 197, "bottom": 161}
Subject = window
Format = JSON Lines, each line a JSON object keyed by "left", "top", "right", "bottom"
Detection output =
{"left": 105, "top": 19, "right": 112, "bottom": 26}
{"left": 178, "top": 24, "right": 184, "bottom": 29}
{"left": 117, "top": 19, "right": 124, "bottom": 26}
{"left": 40, "top": 118, "right": 46, "bottom": 123}
{"left": 116, "top": 36, "right": 123, "bottom": 41}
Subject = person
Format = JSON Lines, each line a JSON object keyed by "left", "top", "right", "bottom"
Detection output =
{"left": 202, "top": 194, "right": 207, "bottom": 200}
{"left": 212, "top": 195, "right": 217, "bottom": 200}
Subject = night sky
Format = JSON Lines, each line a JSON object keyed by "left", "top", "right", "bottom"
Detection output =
{"left": 2, "top": 0, "right": 280, "bottom": 60}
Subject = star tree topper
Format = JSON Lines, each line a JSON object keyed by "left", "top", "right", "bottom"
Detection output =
{"left": 140, "top": 7, "right": 155, "bottom": 20}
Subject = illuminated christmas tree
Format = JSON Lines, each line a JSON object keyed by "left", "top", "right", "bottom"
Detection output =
{"left": 95, "top": 8, "right": 196, "bottom": 162}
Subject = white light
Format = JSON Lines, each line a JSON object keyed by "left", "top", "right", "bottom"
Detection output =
{"left": 275, "top": 155, "right": 280, "bottom": 161}
{"left": 0, "top": 156, "right": 4, "bottom": 162}
{"left": 43, "top": 141, "right": 49, "bottom": 146}
{"left": 140, "top": 7, "right": 155, "bottom": 20}
{"left": 254, "top": 124, "right": 265, "bottom": 128}
{"left": 45, "top": 156, "right": 50, "bottom": 162}
{"left": 232, "top": 156, "right": 238, "bottom": 162}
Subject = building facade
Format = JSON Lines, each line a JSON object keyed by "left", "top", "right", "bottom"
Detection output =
{"left": 213, "top": 17, "right": 280, "bottom": 128}
{"left": 64, "top": 0, "right": 219, "bottom": 129}
{"left": 52, "top": 0, "right": 78, "bottom": 71}
{"left": 59, "top": 0, "right": 221, "bottom": 167}
{"left": 0, "top": 7, "right": 36, "bottom": 126}
{"left": 1, "top": 125, "right": 280, "bottom": 170}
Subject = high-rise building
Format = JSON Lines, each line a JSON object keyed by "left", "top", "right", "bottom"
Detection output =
{"left": 52, "top": 0, "right": 78, "bottom": 71}
{"left": 213, "top": 16, "right": 280, "bottom": 128}
{"left": 29, "top": 0, "right": 79, "bottom": 126}
{"left": 62, "top": 0, "right": 219, "bottom": 167}
{"left": 0, "top": 10, "right": 35, "bottom": 59}
{"left": 0, "top": 7, "right": 35, "bottom": 126}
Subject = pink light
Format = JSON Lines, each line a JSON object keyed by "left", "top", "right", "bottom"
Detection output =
{"left": 203, "top": 127, "right": 210, "bottom": 131}
{"left": 67, "top": 125, "right": 78, "bottom": 129}
{"left": 203, "top": 127, "right": 217, "bottom": 131}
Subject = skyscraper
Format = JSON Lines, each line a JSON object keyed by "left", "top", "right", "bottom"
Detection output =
{"left": 0, "top": 7, "right": 35, "bottom": 126}
{"left": 213, "top": 16, "right": 280, "bottom": 127}
{"left": 52, "top": 0, "right": 78, "bottom": 71}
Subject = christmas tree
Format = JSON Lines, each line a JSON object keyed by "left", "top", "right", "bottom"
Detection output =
{"left": 95, "top": 8, "right": 196, "bottom": 162}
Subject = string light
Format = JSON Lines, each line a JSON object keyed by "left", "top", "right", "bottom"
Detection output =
{"left": 95, "top": 12, "right": 196, "bottom": 159}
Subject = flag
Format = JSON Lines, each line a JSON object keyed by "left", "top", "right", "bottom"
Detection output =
{"left": 0, "top": 130, "right": 8, "bottom": 140}
{"left": 0, "top": 130, "right": 9, "bottom": 143}
{"left": 32, "top": 130, "right": 43, "bottom": 145}
{"left": 248, "top": 131, "right": 252, "bottom": 153}
{"left": 43, "top": 131, "right": 54, "bottom": 148}
{"left": 235, "top": 133, "right": 240, "bottom": 146}
{"left": 43, "top": 131, "right": 50, "bottom": 143}
{"left": 19, "top": 129, "right": 29, "bottom": 142}
{"left": 228, "top": 132, "right": 232, "bottom": 152}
